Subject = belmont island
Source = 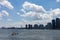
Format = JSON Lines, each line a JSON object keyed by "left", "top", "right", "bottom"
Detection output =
{"left": 1, "top": 18, "right": 60, "bottom": 30}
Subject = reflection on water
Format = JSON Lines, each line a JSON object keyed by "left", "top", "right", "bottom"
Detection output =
{"left": 0, "top": 29, "right": 60, "bottom": 40}
{"left": 9, "top": 37, "right": 20, "bottom": 40}
{"left": 8, "top": 29, "right": 20, "bottom": 40}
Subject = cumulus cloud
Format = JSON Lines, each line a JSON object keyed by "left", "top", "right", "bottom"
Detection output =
{"left": 17, "top": 12, "right": 20, "bottom": 16}
{"left": 50, "top": 8, "right": 60, "bottom": 18}
{"left": 4, "top": 8, "right": 60, "bottom": 27}
{"left": 20, "top": 1, "right": 60, "bottom": 25}
{"left": 56, "top": 0, "right": 60, "bottom": 2}
{"left": 52, "top": 8, "right": 60, "bottom": 15}
{"left": 0, "top": 10, "right": 9, "bottom": 17}
{"left": 21, "top": 9, "right": 26, "bottom": 13}
{"left": 21, "top": 1, "right": 46, "bottom": 13}
{"left": 0, "top": 0, "right": 14, "bottom": 9}
{"left": 1, "top": 1, "right": 60, "bottom": 27}
{"left": 21, "top": 1, "right": 52, "bottom": 20}
{"left": 21, "top": 11, "right": 52, "bottom": 21}
{"left": 19, "top": 1, "right": 53, "bottom": 25}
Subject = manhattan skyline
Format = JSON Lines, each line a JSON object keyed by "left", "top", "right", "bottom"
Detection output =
{"left": 0, "top": 0, "right": 60, "bottom": 27}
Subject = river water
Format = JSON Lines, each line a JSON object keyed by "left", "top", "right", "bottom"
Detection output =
{"left": 0, "top": 29, "right": 60, "bottom": 40}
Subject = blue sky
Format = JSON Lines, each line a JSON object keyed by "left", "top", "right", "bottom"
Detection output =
{"left": 0, "top": 0, "right": 60, "bottom": 27}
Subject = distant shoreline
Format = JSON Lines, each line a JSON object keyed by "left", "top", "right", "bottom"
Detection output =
{"left": 0, "top": 28, "right": 60, "bottom": 30}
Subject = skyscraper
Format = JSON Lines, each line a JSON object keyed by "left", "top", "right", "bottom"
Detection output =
{"left": 39, "top": 24, "right": 44, "bottom": 29}
{"left": 52, "top": 19, "right": 56, "bottom": 29}
{"left": 45, "top": 22, "right": 52, "bottom": 29}
{"left": 26, "top": 24, "right": 28, "bottom": 29}
{"left": 34, "top": 24, "right": 39, "bottom": 29}
{"left": 28, "top": 24, "right": 32, "bottom": 29}
{"left": 56, "top": 18, "right": 60, "bottom": 29}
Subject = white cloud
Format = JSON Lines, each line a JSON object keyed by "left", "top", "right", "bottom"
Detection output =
{"left": 0, "top": 10, "right": 9, "bottom": 21}
{"left": 0, "top": 1, "right": 60, "bottom": 27}
{"left": 51, "top": 8, "right": 60, "bottom": 15}
{"left": 21, "top": 9, "right": 26, "bottom": 13}
{"left": 20, "top": 1, "right": 53, "bottom": 25}
{"left": 50, "top": 8, "right": 60, "bottom": 18}
{"left": 21, "top": 8, "right": 60, "bottom": 22}
{"left": 0, "top": 0, "right": 14, "bottom": 9}
{"left": 2, "top": 8, "right": 60, "bottom": 27}
{"left": 21, "top": 11, "right": 36, "bottom": 17}
{"left": 0, "top": 10, "right": 9, "bottom": 17}
{"left": 21, "top": 2, "right": 51, "bottom": 18}
{"left": 22, "top": 1, "right": 46, "bottom": 13}
{"left": 56, "top": 0, "right": 60, "bottom": 2}
{"left": 17, "top": 12, "right": 20, "bottom": 15}
{"left": 21, "top": 11, "right": 52, "bottom": 20}
{"left": 20, "top": 1, "right": 60, "bottom": 25}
